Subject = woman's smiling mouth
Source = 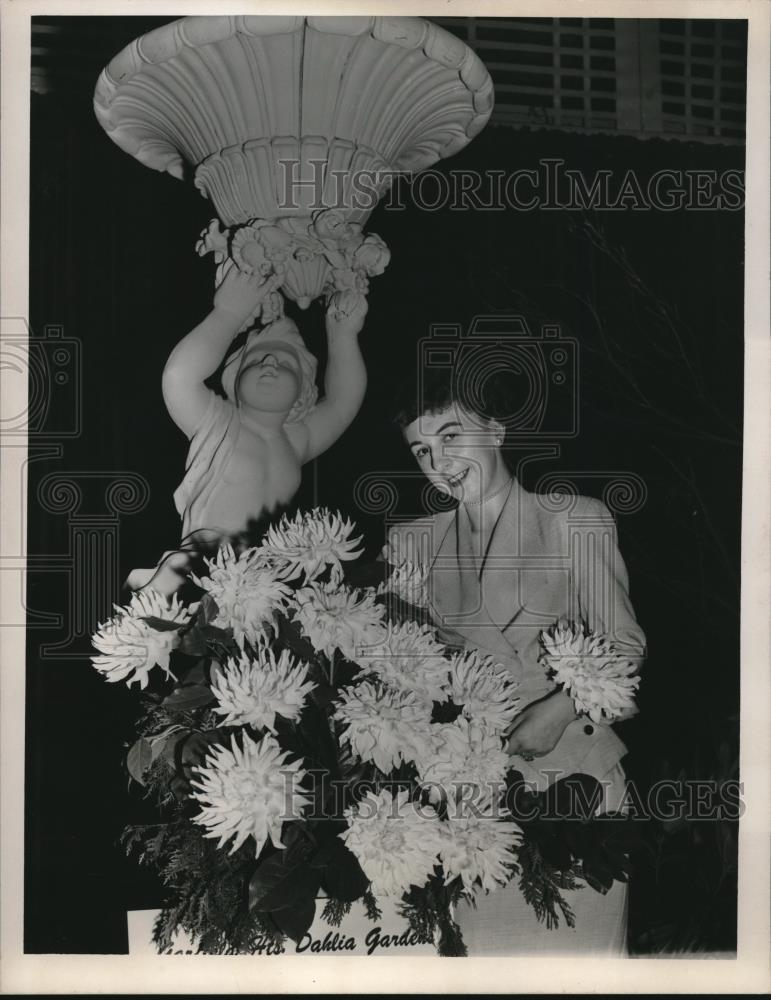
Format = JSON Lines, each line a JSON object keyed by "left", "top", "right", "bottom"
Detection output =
{"left": 445, "top": 468, "right": 469, "bottom": 488}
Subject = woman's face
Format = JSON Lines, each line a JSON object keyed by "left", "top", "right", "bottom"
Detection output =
{"left": 403, "top": 404, "right": 505, "bottom": 503}
{"left": 236, "top": 342, "right": 301, "bottom": 413}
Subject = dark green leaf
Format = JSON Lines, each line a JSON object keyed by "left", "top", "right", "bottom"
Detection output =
{"left": 286, "top": 829, "right": 317, "bottom": 868}
{"left": 297, "top": 700, "right": 340, "bottom": 776}
{"left": 198, "top": 593, "right": 219, "bottom": 625}
{"left": 165, "top": 729, "right": 229, "bottom": 800}
{"left": 606, "top": 851, "right": 632, "bottom": 879}
{"left": 598, "top": 838, "right": 634, "bottom": 874}
{"left": 308, "top": 682, "right": 337, "bottom": 712}
{"left": 272, "top": 896, "right": 317, "bottom": 943}
{"left": 169, "top": 773, "right": 191, "bottom": 803}
{"left": 177, "top": 657, "right": 209, "bottom": 686}
{"left": 258, "top": 863, "right": 320, "bottom": 912}
{"left": 308, "top": 841, "right": 335, "bottom": 869}
{"left": 532, "top": 825, "right": 573, "bottom": 871}
{"left": 305, "top": 773, "right": 343, "bottom": 829}
{"left": 561, "top": 820, "right": 594, "bottom": 860}
{"left": 344, "top": 560, "right": 387, "bottom": 590}
{"left": 580, "top": 842, "right": 616, "bottom": 893}
{"left": 126, "top": 737, "right": 153, "bottom": 785}
{"left": 198, "top": 624, "right": 233, "bottom": 643}
{"left": 328, "top": 656, "right": 360, "bottom": 688}
{"left": 320, "top": 841, "right": 369, "bottom": 902}
{"left": 281, "top": 822, "right": 314, "bottom": 863}
{"left": 432, "top": 700, "right": 463, "bottom": 724}
{"left": 138, "top": 615, "right": 184, "bottom": 633}
{"left": 583, "top": 867, "right": 614, "bottom": 894}
{"left": 272, "top": 715, "right": 304, "bottom": 756}
{"left": 177, "top": 729, "right": 232, "bottom": 776}
{"left": 277, "top": 615, "right": 318, "bottom": 662}
{"left": 179, "top": 732, "right": 212, "bottom": 770}
{"left": 504, "top": 768, "right": 541, "bottom": 821}
{"left": 157, "top": 729, "right": 188, "bottom": 764}
{"left": 177, "top": 628, "right": 208, "bottom": 658}
{"left": 544, "top": 774, "right": 603, "bottom": 820}
{"left": 249, "top": 851, "right": 322, "bottom": 913}
{"left": 162, "top": 685, "right": 215, "bottom": 710}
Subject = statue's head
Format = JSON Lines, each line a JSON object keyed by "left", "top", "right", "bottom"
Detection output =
{"left": 222, "top": 317, "right": 318, "bottom": 422}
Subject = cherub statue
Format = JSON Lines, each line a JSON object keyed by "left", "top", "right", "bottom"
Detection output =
{"left": 166, "top": 266, "right": 368, "bottom": 541}
{"left": 125, "top": 268, "right": 367, "bottom": 594}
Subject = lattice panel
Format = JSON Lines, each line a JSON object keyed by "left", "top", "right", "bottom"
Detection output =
{"left": 657, "top": 19, "right": 747, "bottom": 141}
{"left": 434, "top": 16, "right": 747, "bottom": 144}
{"left": 437, "top": 18, "right": 620, "bottom": 131}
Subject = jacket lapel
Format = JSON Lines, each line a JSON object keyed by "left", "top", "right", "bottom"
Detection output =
{"left": 427, "top": 487, "right": 526, "bottom": 667}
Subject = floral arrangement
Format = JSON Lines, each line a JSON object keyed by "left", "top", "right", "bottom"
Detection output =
{"left": 93, "top": 508, "right": 638, "bottom": 956}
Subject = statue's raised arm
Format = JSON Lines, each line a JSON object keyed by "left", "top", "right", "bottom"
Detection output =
{"left": 301, "top": 290, "right": 368, "bottom": 462}
{"left": 162, "top": 268, "right": 282, "bottom": 439}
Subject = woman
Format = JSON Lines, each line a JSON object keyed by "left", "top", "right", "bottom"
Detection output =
{"left": 386, "top": 367, "right": 646, "bottom": 955}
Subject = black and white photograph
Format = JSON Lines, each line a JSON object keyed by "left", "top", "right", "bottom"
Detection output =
{"left": 1, "top": 1, "right": 769, "bottom": 993}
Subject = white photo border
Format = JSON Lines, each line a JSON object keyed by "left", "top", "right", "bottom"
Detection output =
{"left": 1, "top": 0, "right": 768, "bottom": 993}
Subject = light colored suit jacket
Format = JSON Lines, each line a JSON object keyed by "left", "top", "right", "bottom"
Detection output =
{"left": 384, "top": 480, "right": 646, "bottom": 790}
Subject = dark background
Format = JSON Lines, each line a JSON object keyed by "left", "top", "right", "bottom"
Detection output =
{"left": 26, "top": 17, "right": 743, "bottom": 953}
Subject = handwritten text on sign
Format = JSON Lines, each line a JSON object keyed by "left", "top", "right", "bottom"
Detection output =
{"left": 127, "top": 899, "right": 435, "bottom": 956}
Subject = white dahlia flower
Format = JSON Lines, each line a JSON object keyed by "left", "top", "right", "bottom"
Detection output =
{"left": 377, "top": 559, "right": 429, "bottom": 609}
{"left": 193, "top": 544, "right": 291, "bottom": 650}
{"left": 334, "top": 682, "right": 434, "bottom": 774}
{"left": 290, "top": 581, "right": 385, "bottom": 661}
{"left": 357, "top": 621, "right": 450, "bottom": 704}
{"left": 540, "top": 618, "right": 640, "bottom": 723}
{"left": 127, "top": 588, "right": 193, "bottom": 624}
{"left": 439, "top": 812, "right": 522, "bottom": 896}
{"left": 257, "top": 508, "right": 363, "bottom": 583}
{"left": 445, "top": 649, "right": 521, "bottom": 733}
{"left": 417, "top": 718, "right": 509, "bottom": 805}
{"left": 191, "top": 731, "right": 310, "bottom": 857}
{"left": 340, "top": 788, "right": 444, "bottom": 896}
{"left": 91, "top": 589, "right": 192, "bottom": 688}
{"left": 210, "top": 645, "right": 315, "bottom": 733}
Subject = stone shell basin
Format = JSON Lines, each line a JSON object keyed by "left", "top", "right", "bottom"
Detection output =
{"left": 94, "top": 15, "right": 494, "bottom": 226}
{"left": 94, "top": 16, "right": 493, "bottom": 308}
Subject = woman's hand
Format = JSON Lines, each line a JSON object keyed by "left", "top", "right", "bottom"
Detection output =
{"left": 213, "top": 267, "right": 283, "bottom": 326}
{"left": 505, "top": 688, "right": 579, "bottom": 759}
{"left": 326, "top": 290, "right": 368, "bottom": 340}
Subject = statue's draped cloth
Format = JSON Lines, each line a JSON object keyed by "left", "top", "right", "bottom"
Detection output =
{"left": 173, "top": 392, "right": 237, "bottom": 541}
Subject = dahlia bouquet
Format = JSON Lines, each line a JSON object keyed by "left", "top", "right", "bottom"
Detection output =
{"left": 93, "top": 508, "right": 638, "bottom": 956}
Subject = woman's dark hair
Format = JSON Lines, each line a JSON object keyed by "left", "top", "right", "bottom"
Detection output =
{"left": 391, "top": 366, "right": 512, "bottom": 429}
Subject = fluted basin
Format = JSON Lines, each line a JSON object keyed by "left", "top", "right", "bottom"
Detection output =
{"left": 94, "top": 16, "right": 493, "bottom": 307}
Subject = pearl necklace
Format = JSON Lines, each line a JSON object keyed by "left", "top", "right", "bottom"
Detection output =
{"left": 462, "top": 476, "right": 514, "bottom": 506}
